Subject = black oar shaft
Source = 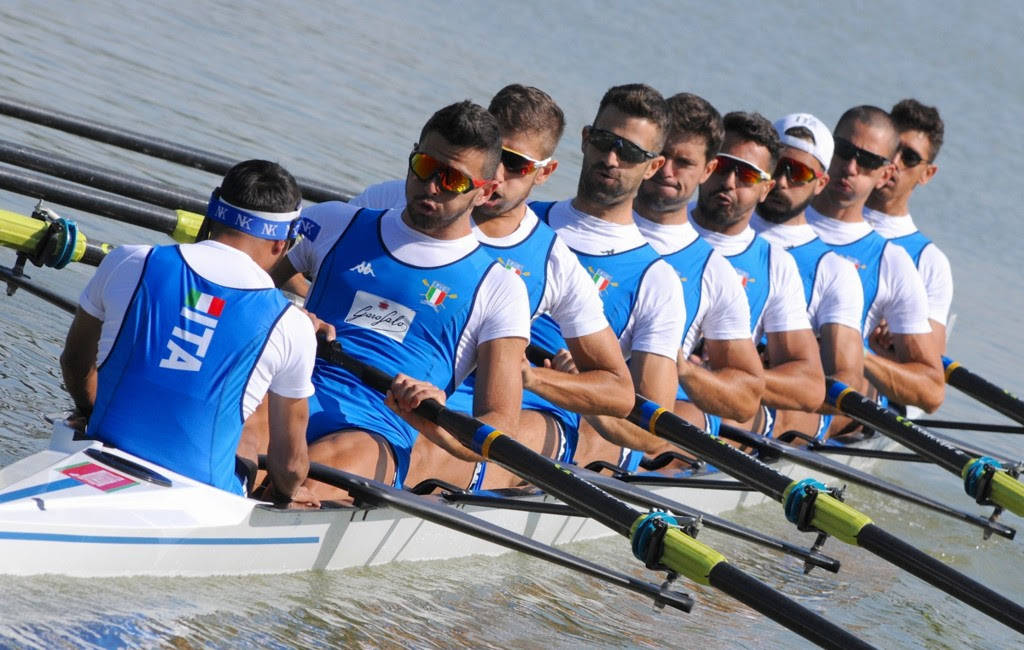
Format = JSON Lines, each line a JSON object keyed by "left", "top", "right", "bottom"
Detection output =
{"left": 632, "top": 397, "right": 793, "bottom": 498}
{"left": 856, "top": 523, "right": 1024, "bottom": 634}
{"left": 718, "top": 424, "right": 1016, "bottom": 540}
{"left": 0, "top": 96, "right": 351, "bottom": 203}
{"left": 303, "top": 461, "right": 694, "bottom": 613}
{"left": 944, "top": 357, "right": 1024, "bottom": 426}
{"left": 913, "top": 419, "right": 1024, "bottom": 434}
{"left": 0, "top": 265, "right": 77, "bottom": 313}
{"left": 0, "top": 138, "right": 208, "bottom": 213}
{"left": 828, "top": 380, "right": 969, "bottom": 475}
{"left": 707, "top": 563, "right": 873, "bottom": 650}
{"left": 0, "top": 164, "right": 193, "bottom": 240}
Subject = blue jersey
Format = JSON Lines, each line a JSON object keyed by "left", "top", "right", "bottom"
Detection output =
{"left": 521, "top": 200, "right": 662, "bottom": 463}
{"left": 445, "top": 217, "right": 557, "bottom": 415}
{"left": 823, "top": 230, "right": 887, "bottom": 330}
{"left": 724, "top": 235, "right": 773, "bottom": 334}
{"left": 88, "top": 245, "right": 290, "bottom": 495}
{"left": 784, "top": 236, "right": 833, "bottom": 306}
{"left": 889, "top": 230, "right": 932, "bottom": 268}
{"left": 303, "top": 208, "right": 497, "bottom": 485}
{"left": 660, "top": 235, "right": 714, "bottom": 402}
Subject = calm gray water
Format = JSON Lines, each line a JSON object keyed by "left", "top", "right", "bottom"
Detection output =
{"left": 0, "top": 1, "right": 1021, "bottom": 647}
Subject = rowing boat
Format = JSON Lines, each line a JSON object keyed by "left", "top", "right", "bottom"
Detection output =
{"left": 0, "top": 420, "right": 896, "bottom": 578}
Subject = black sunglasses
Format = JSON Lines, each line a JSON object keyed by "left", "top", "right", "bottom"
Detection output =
{"left": 898, "top": 145, "right": 926, "bottom": 168}
{"left": 586, "top": 127, "right": 657, "bottom": 163}
{"left": 833, "top": 136, "right": 890, "bottom": 170}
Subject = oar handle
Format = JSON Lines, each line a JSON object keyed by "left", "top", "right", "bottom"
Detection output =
{"left": 943, "top": 356, "right": 1024, "bottom": 426}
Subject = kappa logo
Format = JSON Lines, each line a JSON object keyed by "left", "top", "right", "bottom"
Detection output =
{"left": 350, "top": 261, "right": 376, "bottom": 276}
{"left": 497, "top": 257, "right": 530, "bottom": 277}
{"left": 587, "top": 267, "right": 617, "bottom": 292}
{"left": 159, "top": 290, "right": 225, "bottom": 372}
{"left": 422, "top": 279, "right": 457, "bottom": 309}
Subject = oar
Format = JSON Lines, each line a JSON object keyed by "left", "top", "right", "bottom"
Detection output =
{"left": 0, "top": 97, "right": 351, "bottom": 203}
{"left": 0, "top": 207, "right": 111, "bottom": 266}
{"left": 562, "top": 464, "right": 841, "bottom": 573}
{"left": 943, "top": 356, "right": 1024, "bottom": 426}
{"left": 717, "top": 423, "right": 1015, "bottom": 540}
{"left": 912, "top": 419, "right": 1024, "bottom": 435}
{"left": 318, "top": 340, "right": 873, "bottom": 649}
{"left": 827, "top": 379, "right": 1024, "bottom": 520}
{"left": 280, "top": 459, "right": 695, "bottom": 613}
{"left": 526, "top": 344, "right": 1024, "bottom": 633}
{"left": 0, "top": 164, "right": 202, "bottom": 242}
{"left": 0, "top": 138, "right": 208, "bottom": 213}
{"left": 0, "top": 264, "right": 78, "bottom": 314}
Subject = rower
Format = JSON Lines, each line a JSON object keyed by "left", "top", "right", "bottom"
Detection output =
{"left": 690, "top": 112, "right": 825, "bottom": 437}
{"left": 352, "top": 85, "right": 634, "bottom": 490}
{"left": 864, "top": 99, "right": 952, "bottom": 355}
{"left": 751, "top": 113, "right": 864, "bottom": 440}
{"left": 60, "top": 160, "right": 319, "bottom": 506}
{"left": 523, "top": 84, "right": 686, "bottom": 471}
{"left": 271, "top": 101, "right": 531, "bottom": 498}
{"left": 632, "top": 92, "right": 763, "bottom": 450}
{"left": 807, "top": 105, "right": 944, "bottom": 414}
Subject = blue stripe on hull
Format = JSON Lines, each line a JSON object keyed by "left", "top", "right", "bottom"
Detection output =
{"left": 0, "top": 478, "right": 81, "bottom": 504}
{"left": 0, "top": 531, "right": 319, "bottom": 545}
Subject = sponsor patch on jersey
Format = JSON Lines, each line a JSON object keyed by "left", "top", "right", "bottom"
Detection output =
{"left": 61, "top": 462, "right": 137, "bottom": 492}
{"left": 421, "top": 279, "right": 457, "bottom": 309}
{"left": 344, "top": 290, "right": 415, "bottom": 342}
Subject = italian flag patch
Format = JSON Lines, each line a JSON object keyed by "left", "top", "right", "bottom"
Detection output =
{"left": 187, "top": 289, "right": 225, "bottom": 317}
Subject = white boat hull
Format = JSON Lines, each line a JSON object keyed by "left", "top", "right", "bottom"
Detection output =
{"left": 0, "top": 423, "right": 896, "bottom": 577}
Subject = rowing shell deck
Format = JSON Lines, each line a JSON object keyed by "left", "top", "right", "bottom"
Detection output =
{"left": 0, "top": 423, "right": 895, "bottom": 577}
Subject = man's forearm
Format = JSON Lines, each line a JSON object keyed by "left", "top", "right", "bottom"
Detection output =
{"left": 864, "top": 355, "right": 944, "bottom": 412}
{"left": 679, "top": 364, "right": 762, "bottom": 422}
{"left": 763, "top": 359, "right": 825, "bottom": 411}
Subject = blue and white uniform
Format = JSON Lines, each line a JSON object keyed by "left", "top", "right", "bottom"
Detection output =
{"left": 750, "top": 213, "right": 863, "bottom": 335}
{"left": 353, "top": 181, "right": 609, "bottom": 487}
{"left": 635, "top": 215, "right": 751, "bottom": 431}
{"left": 863, "top": 208, "right": 953, "bottom": 328}
{"left": 692, "top": 215, "right": 812, "bottom": 437}
{"left": 750, "top": 213, "right": 863, "bottom": 439}
{"left": 79, "top": 241, "right": 316, "bottom": 494}
{"left": 522, "top": 199, "right": 685, "bottom": 470}
{"left": 806, "top": 208, "right": 931, "bottom": 339}
{"left": 287, "top": 203, "right": 531, "bottom": 487}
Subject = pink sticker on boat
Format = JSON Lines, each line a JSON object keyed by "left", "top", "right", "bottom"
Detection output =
{"left": 61, "top": 462, "right": 137, "bottom": 491}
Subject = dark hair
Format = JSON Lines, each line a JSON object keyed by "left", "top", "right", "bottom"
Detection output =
{"left": 419, "top": 100, "right": 502, "bottom": 177}
{"left": 665, "top": 92, "right": 723, "bottom": 161}
{"left": 835, "top": 105, "right": 899, "bottom": 157}
{"left": 891, "top": 98, "right": 944, "bottom": 160}
{"left": 595, "top": 83, "right": 669, "bottom": 147}
{"left": 722, "top": 111, "right": 781, "bottom": 166}
{"left": 219, "top": 159, "right": 301, "bottom": 212}
{"left": 206, "top": 159, "right": 301, "bottom": 239}
{"left": 488, "top": 84, "right": 566, "bottom": 157}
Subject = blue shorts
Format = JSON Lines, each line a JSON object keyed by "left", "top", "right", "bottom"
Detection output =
{"left": 307, "top": 361, "right": 414, "bottom": 487}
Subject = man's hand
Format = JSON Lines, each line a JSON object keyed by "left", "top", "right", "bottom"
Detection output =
{"left": 522, "top": 348, "right": 578, "bottom": 391}
{"left": 386, "top": 374, "right": 446, "bottom": 432}
{"left": 868, "top": 318, "right": 896, "bottom": 359}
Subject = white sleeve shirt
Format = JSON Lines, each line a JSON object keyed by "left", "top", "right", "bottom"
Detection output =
{"left": 761, "top": 244, "right": 813, "bottom": 338}
{"left": 349, "top": 179, "right": 407, "bottom": 209}
{"left": 810, "top": 251, "right": 864, "bottom": 334}
{"left": 621, "top": 258, "right": 687, "bottom": 361}
{"left": 538, "top": 236, "right": 610, "bottom": 339}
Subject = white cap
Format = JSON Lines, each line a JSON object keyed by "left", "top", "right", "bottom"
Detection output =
{"left": 773, "top": 113, "right": 833, "bottom": 170}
